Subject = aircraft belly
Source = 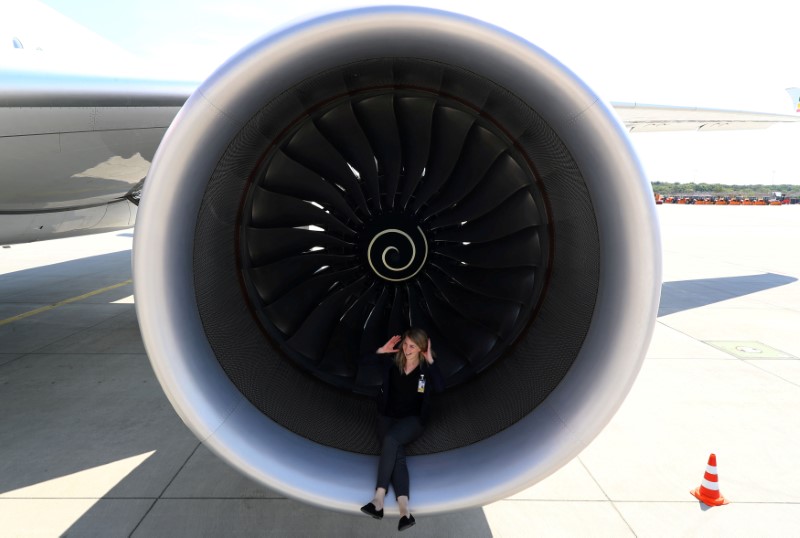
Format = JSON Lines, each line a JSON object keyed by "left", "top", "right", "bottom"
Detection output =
{"left": 0, "top": 198, "right": 136, "bottom": 244}
{"left": 0, "top": 126, "right": 166, "bottom": 211}
{"left": 0, "top": 76, "right": 188, "bottom": 243}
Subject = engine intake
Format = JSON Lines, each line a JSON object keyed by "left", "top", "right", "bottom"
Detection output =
{"left": 134, "top": 7, "right": 660, "bottom": 514}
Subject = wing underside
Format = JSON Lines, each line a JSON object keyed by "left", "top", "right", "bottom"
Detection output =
{"left": 612, "top": 102, "right": 800, "bottom": 132}
{"left": 0, "top": 71, "right": 191, "bottom": 243}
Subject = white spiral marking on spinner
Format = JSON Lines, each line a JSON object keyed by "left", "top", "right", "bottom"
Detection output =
{"left": 367, "top": 227, "right": 428, "bottom": 282}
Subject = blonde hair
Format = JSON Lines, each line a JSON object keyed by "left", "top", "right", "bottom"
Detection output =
{"left": 394, "top": 327, "right": 430, "bottom": 373}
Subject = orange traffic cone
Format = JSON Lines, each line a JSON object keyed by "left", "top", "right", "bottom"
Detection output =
{"left": 690, "top": 453, "right": 729, "bottom": 506}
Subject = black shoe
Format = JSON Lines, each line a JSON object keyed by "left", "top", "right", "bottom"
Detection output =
{"left": 398, "top": 514, "right": 415, "bottom": 531}
{"left": 360, "top": 502, "right": 383, "bottom": 520}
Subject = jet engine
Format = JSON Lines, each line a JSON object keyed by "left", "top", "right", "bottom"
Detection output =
{"left": 133, "top": 7, "right": 661, "bottom": 514}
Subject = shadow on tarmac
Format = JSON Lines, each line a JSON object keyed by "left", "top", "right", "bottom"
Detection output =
{"left": 659, "top": 273, "right": 797, "bottom": 317}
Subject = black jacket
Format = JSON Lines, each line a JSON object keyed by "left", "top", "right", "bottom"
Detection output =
{"left": 363, "top": 352, "right": 445, "bottom": 424}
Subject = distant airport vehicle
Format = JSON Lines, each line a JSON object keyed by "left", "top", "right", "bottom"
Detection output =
{"left": 2, "top": 5, "right": 799, "bottom": 515}
{"left": 787, "top": 87, "right": 800, "bottom": 113}
{"left": 657, "top": 194, "right": 798, "bottom": 205}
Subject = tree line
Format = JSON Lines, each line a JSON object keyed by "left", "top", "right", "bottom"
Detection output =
{"left": 651, "top": 182, "right": 800, "bottom": 196}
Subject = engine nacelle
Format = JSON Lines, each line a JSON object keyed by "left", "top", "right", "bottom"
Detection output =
{"left": 133, "top": 7, "right": 660, "bottom": 514}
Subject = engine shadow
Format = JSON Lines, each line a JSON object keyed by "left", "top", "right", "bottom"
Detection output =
{"left": 658, "top": 273, "right": 797, "bottom": 317}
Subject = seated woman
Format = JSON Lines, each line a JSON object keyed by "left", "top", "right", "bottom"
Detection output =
{"left": 360, "top": 327, "right": 445, "bottom": 531}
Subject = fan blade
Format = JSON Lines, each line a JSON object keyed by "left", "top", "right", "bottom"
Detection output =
{"left": 429, "top": 262, "right": 536, "bottom": 304}
{"left": 406, "top": 284, "right": 473, "bottom": 377}
{"left": 423, "top": 269, "right": 522, "bottom": 337}
{"left": 286, "top": 277, "right": 369, "bottom": 363}
{"left": 387, "top": 285, "right": 408, "bottom": 337}
{"left": 283, "top": 121, "right": 370, "bottom": 215}
{"left": 352, "top": 95, "right": 402, "bottom": 209}
{"left": 264, "top": 267, "right": 362, "bottom": 336}
{"left": 354, "top": 284, "right": 391, "bottom": 392}
{"left": 408, "top": 105, "right": 475, "bottom": 213}
{"left": 434, "top": 228, "right": 541, "bottom": 268}
{"left": 412, "top": 279, "right": 498, "bottom": 365}
{"left": 316, "top": 102, "right": 381, "bottom": 211}
{"left": 317, "top": 283, "right": 380, "bottom": 377}
{"left": 428, "top": 153, "right": 530, "bottom": 228}
{"left": 249, "top": 253, "right": 354, "bottom": 304}
{"left": 251, "top": 188, "right": 356, "bottom": 237}
{"left": 247, "top": 228, "right": 353, "bottom": 266}
{"left": 433, "top": 191, "right": 539, "bottom": 243}
{"left": 396, "top": 96, "right": 435, "bottom": 209}
{"left": 418, "top": 124, "right": 508, "bottom": 220}
{"left": 360, "top": 284, "right": 390, "bottom": 356}
{"left": 262, "top": 150, "right": 361, "bottom": 225}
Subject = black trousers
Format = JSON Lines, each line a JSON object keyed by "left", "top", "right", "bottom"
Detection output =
{"left": 376, "top": 415, "right": 424, "bottom": 499}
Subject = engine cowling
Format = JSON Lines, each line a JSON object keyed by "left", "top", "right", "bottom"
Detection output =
{"left": 133, "top": 6, "right": 661, "bottom": 514}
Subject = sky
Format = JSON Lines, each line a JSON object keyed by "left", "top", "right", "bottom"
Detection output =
{"left": 10, "top": 0, "right": 800, "bottom": 184}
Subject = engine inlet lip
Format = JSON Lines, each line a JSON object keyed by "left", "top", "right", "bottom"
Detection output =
{"left": 135, "top": 5, "right": 660, "bottom": 515}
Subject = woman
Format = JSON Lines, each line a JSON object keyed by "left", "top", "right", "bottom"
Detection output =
{"left": 360, "top": 327, "right": 445, "bottom": 531}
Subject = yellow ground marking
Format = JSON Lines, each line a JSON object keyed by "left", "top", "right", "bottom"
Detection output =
{"left": 0, "top": 279, "right": 133, "bottom": 327}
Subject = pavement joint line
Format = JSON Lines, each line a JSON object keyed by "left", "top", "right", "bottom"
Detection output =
{"left": 647, "top": 355, "right": 800, "bottom": 387}
{"left": 0, "top": 279, "right": 133, "bottom": 327}
{"left": 129, "top": 442, "right": 203, "bottom": 537}
{"left": 128, "top": 498, "right": 157, "bottom": 538}
{"left": 740, "top": 360, "right": 800, "bottom": 389}
{"left": 577, "top": 457, "right": 637, "bottom": 536}
{"left": 654, "top": 320, "right": 726, "bottom": 354}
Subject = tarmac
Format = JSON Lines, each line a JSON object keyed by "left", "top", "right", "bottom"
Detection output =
{"left": 1, "top": 205, "right": 799, "bottom": 537}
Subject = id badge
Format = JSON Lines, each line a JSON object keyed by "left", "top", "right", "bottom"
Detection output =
{"left": 417, "top": 374, "right": 426, "bottom": 393}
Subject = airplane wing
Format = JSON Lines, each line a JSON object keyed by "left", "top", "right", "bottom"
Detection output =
{"left": 612, "top": 102, "right": 800, "bottom": 132}
{"left": 3, "top": 80, "right": 797, "bottom": 244}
